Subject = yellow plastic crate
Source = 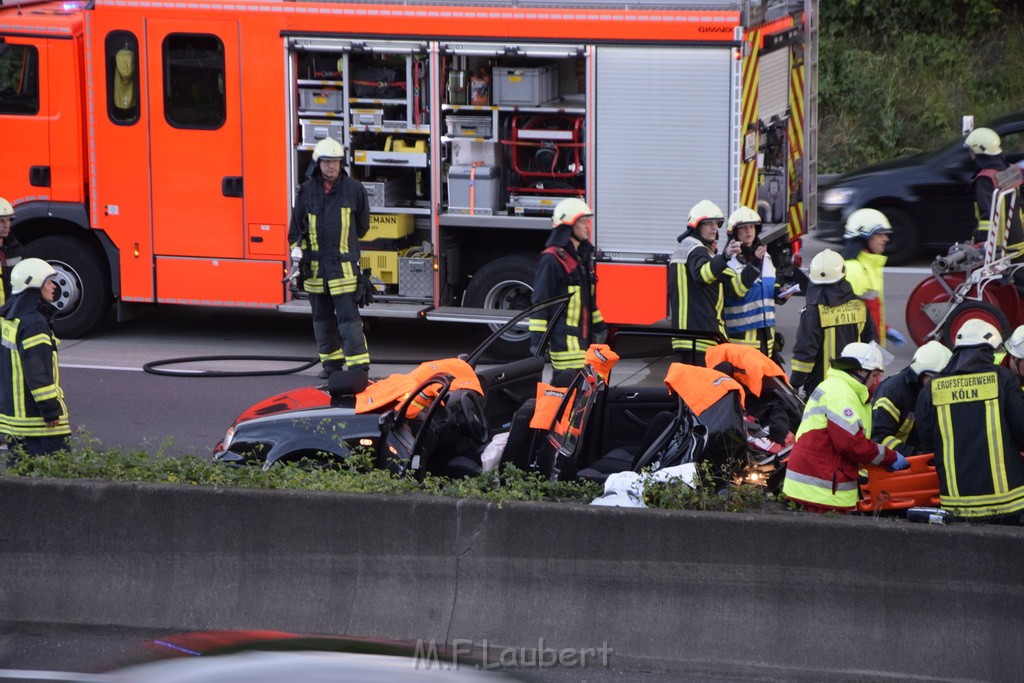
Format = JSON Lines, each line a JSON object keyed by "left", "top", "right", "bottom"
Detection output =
{"left": 365, "top": 213, "right": 414, "bottom": 240}
{"left": 360, "top": 250, "right": 399, "bottom": 284}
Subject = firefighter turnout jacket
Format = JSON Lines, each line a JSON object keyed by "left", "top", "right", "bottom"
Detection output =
{"left": 789, "top": 278, "right": 876, "bottom": 395}
{"left": 916, "top": 347, "right": 1024, "bottom": 519}
{"left": 529, "top": 231, "right": 606, "bottom": 371}
{"left": 670, "top": 229, "right": 753, "bottom": 357}
{"left": 0, "top": 292, "right": 70, "bottom": 438}
{"left": 871, "top": 365, "right": 926, "bottom": 455}
{"left": 288, "top": 170, "right": 370, "bottom": 296}
{"left": 971, "top": 155, "right": 1024, "bottom": 256}
{"left": 783, "top": 368, "right": 897, "bottom": 510}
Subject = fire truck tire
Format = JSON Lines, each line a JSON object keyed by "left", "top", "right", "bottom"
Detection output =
{"left": 464, "top": 254, "right": 537, "bottom": 359}
{"left": 941, "top": 301, "right": 1010, "bottom": 349}
{"left": 24, "top": 235, "right": 112, "bottom": 338}
{"left": 878, "top": 206, "right": 919, "bottom": 266}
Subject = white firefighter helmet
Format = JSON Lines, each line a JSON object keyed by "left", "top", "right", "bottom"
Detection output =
{"left": 965, "top": 127, "right": 1001, "bottom": 156}
{"left": 808, "top": 248, "right": 845, "bottom": 284}
{"left": 954, "top": 318, "right": 1002, "bottom": 349}
{"left": 1005, "top": 325, "right": 1024, "bottom": 359}
{"left": 10, "top": 258, "right": 57, "bottom": 295}
{"left": 551, "top": 197, "right": 593, "bottom": 228}
{"left": 726, "top": 206, "right": 762, "bottom": 234}
{"left": 0, "top": 198, "right": 13, "bottom": 219}
{"left": 910, "top": 340, "right": 952, "bottom": 375}
{"left": 686, "top": 200, "right": 725, "bottom": 229}
{"left": 312, "top": 137, "right": 345, "bottom": 162}
{"left": 843, "top": 208, "right": 893, "bottom": 241}
{"left": 838, "top": 341, "right": 893, "bottom": 372}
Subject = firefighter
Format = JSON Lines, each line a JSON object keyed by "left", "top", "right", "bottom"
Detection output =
{"left": 783, "top": 341, "right": 906, "bottom": 513}
{"left": 721, "top": 206, "right": 787, "bottom": 363}
{"left": 0, "top": 258, "right": 71, "bottom": 461}
{"left": 916, "top": 319, "right": 1024, "bottom": 522}
{"left": 841, "top": 208, "right": 906, "bottom": 347}
{"left": 789, "top": 249, "right": 877, "bottom": 397}
{"left": 871, "top": 340, "right": 952, "bottom": 455}
{"left": 529, "top": 198, "right": 606, "bottom": 377}
{"left": 288, "top": 137, "right": 371, "bottom": 379}
{"left": 0, "top": 198, "right": 25, "bottom": 306}
{"left": 669, "top": 200, "right": 746, "bottom": 366}
{"left": 964, "top": 127, "right": 1024, "bottom": 257}
{"left": 998, "top": 324, "right": 1024, "bottom": 387}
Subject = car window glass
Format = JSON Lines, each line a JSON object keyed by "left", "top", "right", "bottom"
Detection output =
{"left": 607, "top": 331, "right": 679, "bottom": 388}
{"left": 0, "top": 44, "right": 39, "bottom": 115}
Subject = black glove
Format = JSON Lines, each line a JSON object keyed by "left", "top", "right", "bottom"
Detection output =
{"left": 354, "top": 269, "right": 375, "bottom": 308}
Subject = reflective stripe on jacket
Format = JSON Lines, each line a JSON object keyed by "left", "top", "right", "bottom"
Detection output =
{"left": 783, "top": 368, "right": 895, "bottom": 510}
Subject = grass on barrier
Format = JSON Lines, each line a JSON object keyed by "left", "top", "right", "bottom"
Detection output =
{"left": 1, "top": 433, "right": 780, "bottom": 513}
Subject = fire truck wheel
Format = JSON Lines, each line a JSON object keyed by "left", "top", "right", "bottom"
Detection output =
{"left": 24, "top": 235, "right": 112, "bottom": 338}
{"left": 941, "top": 301, "right": 1010, "bottom": 348}
{"left": 464, "top": 254, "right": 536, "bottom": 359}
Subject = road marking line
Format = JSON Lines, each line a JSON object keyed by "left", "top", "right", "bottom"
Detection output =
{"left": 0, "top": 670, "right": 106, "bottom": 681}
{"left": 60, "top": 363, "right": 147, "bottom": 372}
{"left": 886, "top": 266, "right": 931, "bottom": 274}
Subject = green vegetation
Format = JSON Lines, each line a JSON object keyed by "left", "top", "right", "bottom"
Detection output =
{"left": 2, "top": 437, "right": 783, "bottom": 513}
{"left": 820, "top": 0, "right": 1024, "bottom": 171}
{"left": 4, "top": 442, "right": 605, "bottom": 505}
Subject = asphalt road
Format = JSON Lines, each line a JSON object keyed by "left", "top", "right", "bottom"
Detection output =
{"left": 51, "top": 234, "right": 930, "bottom": 456}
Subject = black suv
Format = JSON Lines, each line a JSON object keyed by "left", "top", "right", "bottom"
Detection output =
{"left": 817, "top": 112, "right": 1024, "bottom": 265}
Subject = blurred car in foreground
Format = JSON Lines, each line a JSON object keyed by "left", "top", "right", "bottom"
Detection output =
{"left": 817, "top": 111, "right": 1024, "bottom": 265}
{"left": 101, "top": 630, "right": 524, "bottom": 682}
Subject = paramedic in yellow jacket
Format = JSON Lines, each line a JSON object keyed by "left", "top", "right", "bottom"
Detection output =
{"left": 840, "top": 208, "right": 906, "bottom": 348}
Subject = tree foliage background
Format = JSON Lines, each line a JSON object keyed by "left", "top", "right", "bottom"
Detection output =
{"left": 820, "top": 0, "right": 1024, "bottom": 172}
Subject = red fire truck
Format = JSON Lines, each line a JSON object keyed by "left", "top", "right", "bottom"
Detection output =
{"left": 0, "top": 0, "right": 817, "bottom": 354}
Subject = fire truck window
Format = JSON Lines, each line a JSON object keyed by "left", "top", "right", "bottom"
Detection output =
{"left": 0, "top": 44, "right": 40, "bottom": 115}
{"left": 105, "top": 31, "right": 139, "bottom": 124}
{"left": 162, "top": 33, "right": 225, "bottom": 129}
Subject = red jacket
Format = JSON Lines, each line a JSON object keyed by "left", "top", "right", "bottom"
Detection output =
{"left": 783, "top": 368, "right": 897, "bottom": 510}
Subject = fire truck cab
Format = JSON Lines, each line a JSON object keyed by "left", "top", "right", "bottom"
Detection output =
{"left": 0, "top": 0, "right": 817, "bottom": 354}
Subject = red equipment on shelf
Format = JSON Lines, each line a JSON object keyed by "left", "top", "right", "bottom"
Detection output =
{"left": 503, "top": 114, "right": 584, "bottom": 196}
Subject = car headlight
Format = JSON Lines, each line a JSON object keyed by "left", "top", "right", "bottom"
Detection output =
{"left": 821, "top": 187, "right": 856, "bottom": 207}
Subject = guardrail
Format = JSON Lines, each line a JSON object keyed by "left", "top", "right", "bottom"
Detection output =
{"left": 1, "top": 478, "right": 1021, "bottom": 679}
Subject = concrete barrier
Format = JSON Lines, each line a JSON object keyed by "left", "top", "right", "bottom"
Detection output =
{"left": 1, "top": 478, "right": 1022, "bottom": 680}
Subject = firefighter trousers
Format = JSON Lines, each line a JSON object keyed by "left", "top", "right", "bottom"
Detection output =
{"left": 309, "top": 291, "right": 370, "bottom": 370}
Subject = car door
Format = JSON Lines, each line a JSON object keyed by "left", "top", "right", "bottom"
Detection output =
{"left": 476, "top": 356, "right": 545, "bottom": 433}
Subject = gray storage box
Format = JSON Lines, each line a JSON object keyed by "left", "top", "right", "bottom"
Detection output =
{"left": 299, "top": 88, "right": 344, "bottom": 112}
{"left": 301, "top": 119, "right": 345, "bottom": 145}
{"left": 492, "top": 64, "right": 558, "bottom": 106}
{"left": 446, "top": 115, "right": 494, "bottom": 138}
{"left": 362, "top": 177, "right": 414, "bottom": 208}
{"left": 447, "top": 164, "right": 501, "bottom": 215}
{"left": 399, "top": 256, "right": 433, "bottom": 298}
